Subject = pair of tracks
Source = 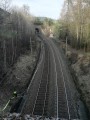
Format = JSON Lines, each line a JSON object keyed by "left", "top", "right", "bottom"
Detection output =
{"left": 31, "top": 44, "right": 50, "bottom": 116}
{"left": 48, "top": 40, "right": 78, "bottom": 119}
{"left": 11, "top": 37, "right": 78, "bottom": 119}
{"left": 48, "top": 40, "right": 71, "bottom": 119}
{"left": 18, "top": 43, "right": 50, "bottom": 117}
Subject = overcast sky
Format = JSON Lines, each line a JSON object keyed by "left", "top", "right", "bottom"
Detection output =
{"left": 12, "top": 0, "right": 64, "bottom": 19}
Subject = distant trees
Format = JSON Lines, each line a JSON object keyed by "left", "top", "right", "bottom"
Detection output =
{"left": 34, "top": 17, "right": 55, "bottom": 36}
{"left": 42, "top": 18, "right": 55, "bottom": 36}
{"left": 33, "top": 17, "right": 43, "bottom": 25}
{"left": 43, "top": 18, "right": 54, "bottom": 27}
{"left": 0, "top": 5, "right": 36, "bottom": 80}
{"left": 54, "top": 0, "right": 90, "bottom": 52}
{"left": 53, "top": 20, "right": 65, "bottom": 39}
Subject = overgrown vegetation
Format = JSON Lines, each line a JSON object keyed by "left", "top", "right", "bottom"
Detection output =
{"left": 54, "top": 0, "right": 90, "bottom": 52}
{"left": 0, "top": 0, "right": 36, "bottom": 81}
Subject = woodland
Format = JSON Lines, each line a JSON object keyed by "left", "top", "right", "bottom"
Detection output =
{"left": 54, "top": 0, "right": 90, "bottom": 52}
{"left": 0, "top": 0, "right": 36, "bottom": 80}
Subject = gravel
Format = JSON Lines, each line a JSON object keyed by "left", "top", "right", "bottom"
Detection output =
{"left": 1, "top": 113, "right": 80, "bottom": 120}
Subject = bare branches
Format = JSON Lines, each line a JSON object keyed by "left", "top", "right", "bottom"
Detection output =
{"left": 0, "top": 0, "right": 12, "bottom": 10}
{"left": 0, "top": 5, "right": 36, "bottom": 79}
{"left": 22, "top": 4, "right": 30, "bottom": 15}
{"left": 58, "top": 0, "right": 90, "bottom": 51}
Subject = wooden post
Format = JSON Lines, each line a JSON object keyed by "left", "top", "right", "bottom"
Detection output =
{"left": 30, "top": 36, "right": 32, "bottom": 55}
{"left": 66, "top": 36, "right": 68, "bottom": 55}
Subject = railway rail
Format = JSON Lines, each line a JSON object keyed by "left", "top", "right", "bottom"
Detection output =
{"left": 48, "top": 41, "right": 71, "bottom": 119}
{"left": 10, "top": 36, "right": 79, "bottom": 120}
{"left": 48, "top": 39, "right": 78, "bottom": 119}
{"left": 32, "top": 44, "right": 50, "bottom": 116}
{"left": 20, "top": 43, "right": 51, "bottom": 116}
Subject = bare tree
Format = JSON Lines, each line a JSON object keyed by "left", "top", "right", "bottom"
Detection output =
{"left": 0, "top": 0, "right": 12, "bottom": 71}
{"left": 0, "top": 0, "right": 11, "bottom": 10}
{"left": 58, "top": 0, "right": 90, "bottom": 51}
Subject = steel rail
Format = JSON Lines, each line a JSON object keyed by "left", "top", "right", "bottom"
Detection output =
{"left": 31, "top": 47, "right": 46, "bottom": 115}
{"left": 32, "top": 44, "right": 50, "bottom": 116}
{"left": 47, "top": 42, "right": 58, "bottom": 119}
{"left": 42, "top": 50, "right": 50, "bottom": 116}
{"left": 50, "top": 40, "right": 71, "bottom": 120}
{"left": 20, "top": 43, "right": 45, "bottom": 114}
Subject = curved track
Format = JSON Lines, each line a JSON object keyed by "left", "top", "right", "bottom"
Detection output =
{"left": 15, "top": 36, "right": 79, "bottom": 119}
{"left": 47, "top": 39, "right": 78, "bottom": 119}
{"left": 31, "top": 43, "right": 50, "bottom": 116}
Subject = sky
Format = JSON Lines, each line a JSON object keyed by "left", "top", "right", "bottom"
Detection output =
{"left": 12, "top": 0, "right": 64, "bottom": 20}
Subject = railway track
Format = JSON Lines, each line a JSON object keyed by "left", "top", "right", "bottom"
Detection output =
{"left": 10, "top": 36, "right": 79, "bottom": 119}
{"left": 31, "top": 44, "right": 50, "bottom": 116}
{"left": 49, "top": 41, "right": 71, "bottom": 119}
{"left": 48, "top": 39, "right": 78, "bottom": 119}
{"left": 17, "top": 43, "right": 51, "bottom": 116}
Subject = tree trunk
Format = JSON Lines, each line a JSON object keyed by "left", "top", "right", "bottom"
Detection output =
{"left": 12, "top": 34, "right": 14, "bottom": 64}
{"left": 3, "top": 39, "right": 7, "bottom": 71}
{"left": 76, "top": 26, "right": 79, "bottom": 48}
{"left": 30, "top": 36, "right": 32, "bottom": 55}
